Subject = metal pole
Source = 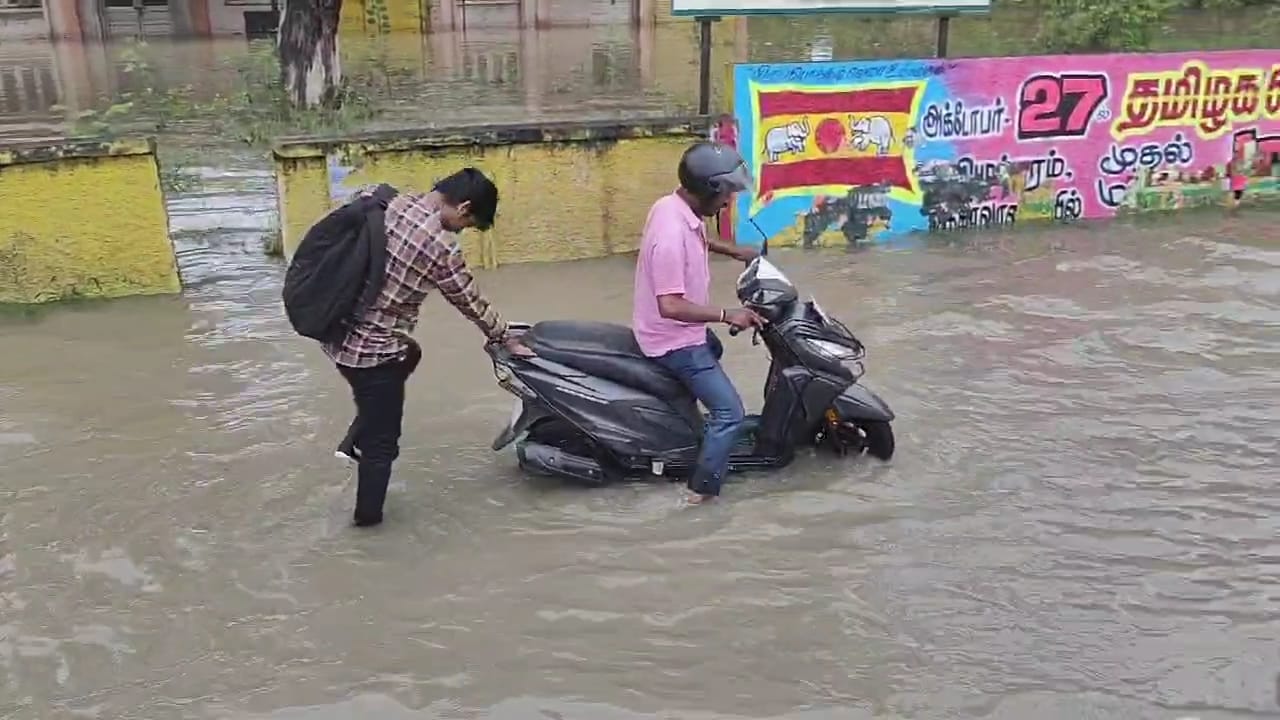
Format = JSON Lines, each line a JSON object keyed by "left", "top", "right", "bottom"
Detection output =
{"left": 935, "top": 15, "right": 950, "bottom": 58}
{"left": 697, "top": 17, "right": 713, "bottom": 114}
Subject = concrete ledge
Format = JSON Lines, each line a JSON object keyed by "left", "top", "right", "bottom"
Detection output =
{"left": 272, "top": 116, "right": 711, "bottom": 158}
{"left": 0, "top": 137, "right": 157, "bottom": 168}
{"left": 272, "top": 116, "right": 714, "bottom": 267}
{"left": 0, "top": 135, "right": 180, "bottom": 304}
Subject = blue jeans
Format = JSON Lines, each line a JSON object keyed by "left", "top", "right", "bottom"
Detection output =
{"left": 653, "top": 330, "right": 745, "bottom": 496}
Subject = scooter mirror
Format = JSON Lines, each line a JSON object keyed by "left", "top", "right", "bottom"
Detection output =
{"left": 747, "top": 217, "right": 769, "bottom": 258}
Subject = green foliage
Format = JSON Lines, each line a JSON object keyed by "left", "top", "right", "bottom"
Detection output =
{"left": 201, "top": 40, "right": 377, "bottom": 145}
{"left": 64, "top": 41, "right": 201, "bottom": 136}
{"left": 1181, "top": 0, "right": 1274, "bottom": 7}
{"left": 1037, "top": 0, "right": 1177, "bottom": 52}
{"left": 70, "top": 39, "right": 379, "bottom": 149}
{"left": 1018, "top": 0, "right": 1280, "bottom": 52}
{"left": 741, "top": 0, "right": 1277, "bottom": 58}
{"left": 364, "top": 0, "right": 392, "bottom": 35}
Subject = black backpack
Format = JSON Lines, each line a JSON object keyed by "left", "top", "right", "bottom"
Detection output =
{"left": 282, "top": 183, "right": 399, "bottom": 344}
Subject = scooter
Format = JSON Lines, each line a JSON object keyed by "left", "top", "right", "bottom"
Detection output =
{"left": 484, "top": 253, "right": 895, "bottom": 487}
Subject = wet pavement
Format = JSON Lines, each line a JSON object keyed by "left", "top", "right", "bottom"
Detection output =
{"left": 3, "top": 6, "right": 1280, "bottom": 719}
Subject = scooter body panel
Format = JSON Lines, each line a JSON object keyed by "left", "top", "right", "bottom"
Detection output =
{"left": 496, "top": 355, "right": 702, "bottom": 461}
{"left": 486, "top": 257, "right": 895, "bottom": 485}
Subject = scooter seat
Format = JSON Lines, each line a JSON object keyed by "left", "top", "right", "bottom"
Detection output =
{"left": 523, "top": 320, "right": 688, "bottom": 401}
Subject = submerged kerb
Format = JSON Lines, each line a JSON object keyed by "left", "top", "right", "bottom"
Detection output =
{"left": 0, "top": 137, "right": 157, "bottom": 168}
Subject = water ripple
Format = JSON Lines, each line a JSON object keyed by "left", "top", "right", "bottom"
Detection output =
{"left": 2, "top": 198, "right": 1279, "bottom": 719}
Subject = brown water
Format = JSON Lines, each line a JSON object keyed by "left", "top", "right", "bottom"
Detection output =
{"left": 3, "top": 197, "right": 1280, "bottom": 718}
{"left": 1, "top": 6, "right": 1277, "bottom": 142}
{"left": 4, "top": 7, "right": 1280, "bottom": 719}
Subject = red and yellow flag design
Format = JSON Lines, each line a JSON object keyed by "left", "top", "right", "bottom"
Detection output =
{"left": 750, "top": 81, "right": 924, "bottom": 210}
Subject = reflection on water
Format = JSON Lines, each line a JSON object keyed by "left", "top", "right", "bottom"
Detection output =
{"left": 1, "top": 4, "right": 1277, "bottom": 141}
{"left": 3, "top": 4, "right": 1280, "bottom": 719}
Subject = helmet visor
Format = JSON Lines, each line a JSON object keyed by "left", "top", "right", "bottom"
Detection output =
{"left": 714, "top": 162, "right": 754, "bottom": 194}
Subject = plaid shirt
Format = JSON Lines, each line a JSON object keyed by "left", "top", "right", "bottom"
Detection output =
{"left": 323, "top": 187, "right": 507, "bottom": 368}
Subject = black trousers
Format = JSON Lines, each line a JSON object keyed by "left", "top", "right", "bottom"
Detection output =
{"left": 337, "top": 341, "right": 422, "bottom": 523}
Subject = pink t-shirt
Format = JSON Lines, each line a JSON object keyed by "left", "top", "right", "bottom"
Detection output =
{"left": 633, "top": 192, "right": 711, "bottom": 357}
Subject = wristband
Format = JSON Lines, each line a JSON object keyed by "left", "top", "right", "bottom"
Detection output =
{"left": 719, "top": 309, "right": 727, "bottom": 323}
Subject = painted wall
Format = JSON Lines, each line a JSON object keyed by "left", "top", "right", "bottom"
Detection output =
{"left": 272, "top": 117, "right": 709, "bottom": 267}
{"left": 340, "top": 0, "right": 424, "bottom": 35}
{"left": 732, "top": 50, "right": 1280, "bottom": 249}
{"left": 0, "top": 138, "right": 180, "bottom": 304}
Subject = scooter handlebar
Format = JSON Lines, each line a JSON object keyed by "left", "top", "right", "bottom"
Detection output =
{"left": 484, "top": 322, "right": 533, "bottom": 359}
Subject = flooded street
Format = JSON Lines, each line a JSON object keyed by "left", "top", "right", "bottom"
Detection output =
{"left": 3, "top": 196, "right": 1280, "bottom": 718}
{"left": 5, "top": 3, "right": 1280, "bottom": 718}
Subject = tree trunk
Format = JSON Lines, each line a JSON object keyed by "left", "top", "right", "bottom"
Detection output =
{"left": 278, "top": 0, "right": 344, "bottom": 108}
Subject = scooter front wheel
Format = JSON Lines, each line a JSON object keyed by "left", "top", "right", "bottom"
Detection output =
{"left": 857, "top": 420, "right": 894, "bottom": 461}
{"left": 826, "top": 418, "right": 894, "bottom": 461}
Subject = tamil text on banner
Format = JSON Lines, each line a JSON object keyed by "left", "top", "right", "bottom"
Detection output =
{"left": 732, "top": 50, "right": 1280, "bottom": 248}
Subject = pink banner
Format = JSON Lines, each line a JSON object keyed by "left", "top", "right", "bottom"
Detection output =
{"left": 732, "top": 50, "right": 1280, "bottom": 247}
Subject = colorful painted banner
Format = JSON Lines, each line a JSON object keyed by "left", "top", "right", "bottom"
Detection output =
{"left": 731, "top": 50, "right": 1280, "bottom": 248}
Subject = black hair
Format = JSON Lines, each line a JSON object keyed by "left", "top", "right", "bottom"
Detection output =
{"left": 433, "top": 167, "right": 499, "bottom": 231}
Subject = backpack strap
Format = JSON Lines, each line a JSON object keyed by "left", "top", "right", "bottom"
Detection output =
{"left": 349, "top": 184, "right": 398, "bottom": 323}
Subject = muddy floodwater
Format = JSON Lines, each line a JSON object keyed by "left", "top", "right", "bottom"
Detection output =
{"left": 3, "top": 170, "right": 1279, "bottom": 718}
{"left": 4, "top": 5, "right": 1280, "bottom": 718}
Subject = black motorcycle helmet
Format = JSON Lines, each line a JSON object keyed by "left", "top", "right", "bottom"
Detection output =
{"left": 677, "top": 141, "right": 753, "bottom": 201}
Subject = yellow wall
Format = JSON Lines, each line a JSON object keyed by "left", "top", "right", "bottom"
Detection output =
{"left": 340, "top": 0, "right": 423, "bottom": 35}
{"left": 272, "top": 118, "right": 710, "bottom": 268}
{"left": 0, "top": 138, "right": 179, "bottom": 304}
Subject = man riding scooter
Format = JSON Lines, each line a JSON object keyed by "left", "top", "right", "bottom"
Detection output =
{"left": 632, "top": 141, "right": 766, "bottom": 504}
{"left": 484, "top": 141, "right": 895, "bottom": 488}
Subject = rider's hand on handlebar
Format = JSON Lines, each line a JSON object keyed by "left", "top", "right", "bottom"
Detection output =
{"left": 491, "top": 330, "right": 535, "bottom": 357}
{"left": 730, "top": 245, "right": 760, "bottom": 263}
{"left": 724, "top": 307, "right": 767, "bottom": 330}
{"left": 504, "top": 336, "right": 535, "bottom": 357}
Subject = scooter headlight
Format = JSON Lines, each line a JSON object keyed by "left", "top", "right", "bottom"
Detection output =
{"left": 810, "top": 339, "right": 859, "bottom": 361}
{"left": 808, "top": 338, "right": 866, "bottom": 378}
